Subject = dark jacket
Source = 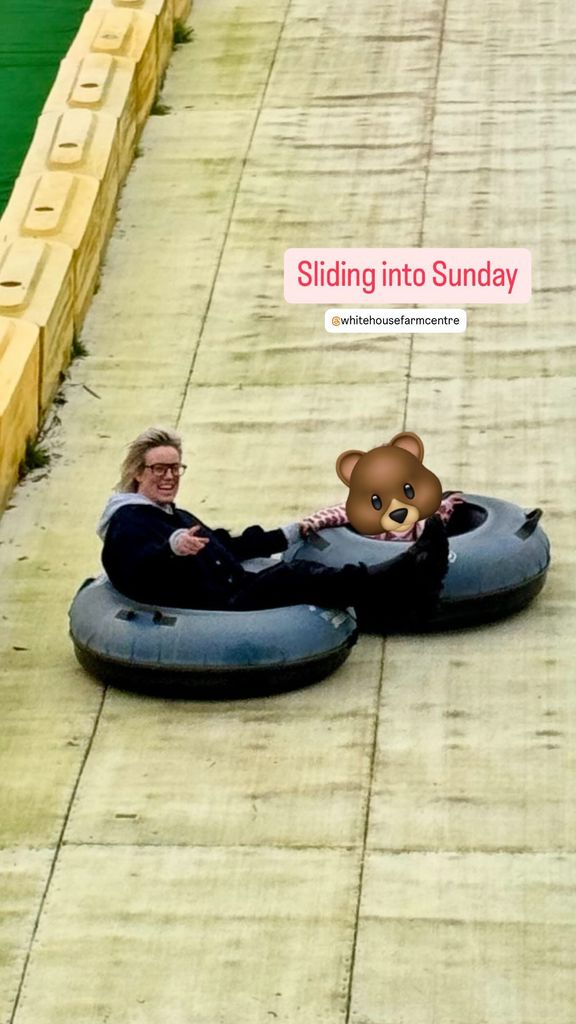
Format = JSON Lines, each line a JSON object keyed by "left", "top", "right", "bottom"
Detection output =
{"left": 100, "top": 502, "right": 289, "bottom": 609}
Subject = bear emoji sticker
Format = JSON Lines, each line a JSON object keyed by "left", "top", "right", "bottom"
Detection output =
{"left": 336, "top": 432, "right": 442, "bottom": 534}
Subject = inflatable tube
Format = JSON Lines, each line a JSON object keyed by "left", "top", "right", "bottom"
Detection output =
{"left": 283, "top": 494, "right": 550, "bottom": 630}
{"left": 69, "top": 575, "right": 358, "bottom": 699}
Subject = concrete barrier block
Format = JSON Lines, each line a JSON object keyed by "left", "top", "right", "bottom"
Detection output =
{"left": 173, "top": 0, "right": 191, "bottom": 23}
{"left": 67, "top": 9, "right": 158, "bottom": 127}
{"left": 20, "top": 109, "right": 119, "bottom": 244}
{"left": 90, "top": 0, "right": 174, "bottom": 79}
{"left": 0, "top": 317, "right": 40, "bottom": 513}
{"left": 0, "top": 173, "right": 103, "bottom": 331}
{"left": 43, "top": 53, "right": 137, "bottom": 183}
{"left": 0, "top": 239, "right": 75, "bottom": 415}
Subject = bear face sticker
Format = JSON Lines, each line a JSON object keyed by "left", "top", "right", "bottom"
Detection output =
{"left": 336, "top": 431, "right": 443, "bottom": 535}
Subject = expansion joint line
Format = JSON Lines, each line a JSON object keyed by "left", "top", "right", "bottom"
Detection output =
{"left": 344, "top": 639, "right": 387, "bottom": 1024}
{"left": 402, "top": 0, "right": 450, "bottom": 432}
{"left": 9, "top": 686, "right": 109, "bottom": 1024}
{"left": 175, "top": 0, "right": 294, "bottom": 426}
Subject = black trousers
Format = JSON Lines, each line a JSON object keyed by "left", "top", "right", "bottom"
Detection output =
{"left": 226, "top": 560, "right": 370, "bottom": 612}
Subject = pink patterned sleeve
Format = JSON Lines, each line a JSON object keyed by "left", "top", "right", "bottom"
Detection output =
{"left": 299, "top": 504, "right": 349, "bottom": 536}
{"left": 300, "top": 492, "right": 464, "bottom": 541}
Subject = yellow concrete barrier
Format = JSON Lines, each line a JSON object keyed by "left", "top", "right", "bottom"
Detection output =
{"left": 90, "top": 0, "right": 174, "bottom": 80}
{"left": 0, "top": 317, "right": 40, "bottom": 513}
{"left": 43, "top": 53, "right": 137, "bottom": 183}
{"left": 67, "top": 9, "right": 158, "bottom": 128}
{"left": 20, "top": 109, "right": 119, "bottom": 246}
{"left": 173, "top": 0, "right": 191, "bottom": 22}
{"left": 0, "top": 239, "right": 74, "bottom": 415}
{"left": 0, "top": 172, "right": 103, "bottom": 331}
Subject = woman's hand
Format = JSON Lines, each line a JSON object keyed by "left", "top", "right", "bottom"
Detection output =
{"left": 298, "top": 505, "right": 347, "bottom": 536}
{"left": 172, "top": 525, "right": 210, "bottom": 556}
{"left": 298, "top": 517, "right": 316, "bottom": 537}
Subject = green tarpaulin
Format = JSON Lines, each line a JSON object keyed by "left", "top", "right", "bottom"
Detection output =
{"left": 0, "top": 1, "right": 89, "bottom": 214}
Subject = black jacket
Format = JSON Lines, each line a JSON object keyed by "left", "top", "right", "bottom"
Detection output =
{"left": 101, "top": 503, "right": 289, "bottom": 609}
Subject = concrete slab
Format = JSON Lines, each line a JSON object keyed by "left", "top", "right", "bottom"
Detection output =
{"left": 0, "top": 540, "right": 102, "bottom": 847}
{"left": 65, "top": 636, "right": 382, "bottom": 848}
{"left": 0, "top": 664, "right": 100, "bottom": 848}
{"left": 162, "top": 0, "right": 290, "bottom": 112}
{"left": 438, "top": 0, "right": 575, "bottom": 103}
{"left": 350, "top": 851, "right": 576, "bottom": 1024}
{"left": 123, "top": 108, "right": 256, "bottom": 221}
{"left": 78, "top": 314, "right": 204, "bottom": 388}
{"left": 13, "top": 844, "right": 359, "bottom": 1024}
{"left": 403, "top": 375, "right": 576, "bottom": 504}
{"left": 0, "top": 849, "right": 53, "bottom": 1023}
{"left": 368, "top": 611, "right": 575, "bottom": 854}
{"left": 267, "top": 0, "right": 444, "bottom": 106}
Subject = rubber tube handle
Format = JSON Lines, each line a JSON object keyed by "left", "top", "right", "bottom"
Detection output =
{"left": 515, "top": 507, "right": 542, "bottom": 540}
{"left": 115, "top": 608, "right": 176, "bottom": 625}
{"left": 306, "top": 532, "right": 331, "bottom": 551}
{"left": 152, "top": 610, "right": 177, "bottom": 626}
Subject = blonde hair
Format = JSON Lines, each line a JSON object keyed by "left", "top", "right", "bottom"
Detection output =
{"left": 118, "top": 426, "right": 183, "bottom": 492}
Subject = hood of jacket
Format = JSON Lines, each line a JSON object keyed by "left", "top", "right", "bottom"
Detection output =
{"left": 96, "top": 492, "right": 174, "bottom": 540}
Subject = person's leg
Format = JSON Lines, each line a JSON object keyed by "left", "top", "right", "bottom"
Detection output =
{"left": 229, "top": 515, "right": 449, "bottom": 627}
{"left": 228, "top": 560, "right": 369, "bottom": 611}
{"left": 363, "top": 515, "right": 449, "bottom": 629}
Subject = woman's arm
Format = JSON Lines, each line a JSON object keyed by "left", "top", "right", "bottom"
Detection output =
{"left": 211, "top": 524, "right": 293, "bottom": 561}
{"left": 101, "top": 506, "right": 187, "bottom": 593}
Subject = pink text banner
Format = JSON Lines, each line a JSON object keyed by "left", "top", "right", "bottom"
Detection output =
{"left": 284, "top": 248, "right": 531, "bottom": 304}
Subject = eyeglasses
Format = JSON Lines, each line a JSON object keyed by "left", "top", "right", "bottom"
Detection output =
{"left": 143, "top": 463, "right": 187, "bottom": 479}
